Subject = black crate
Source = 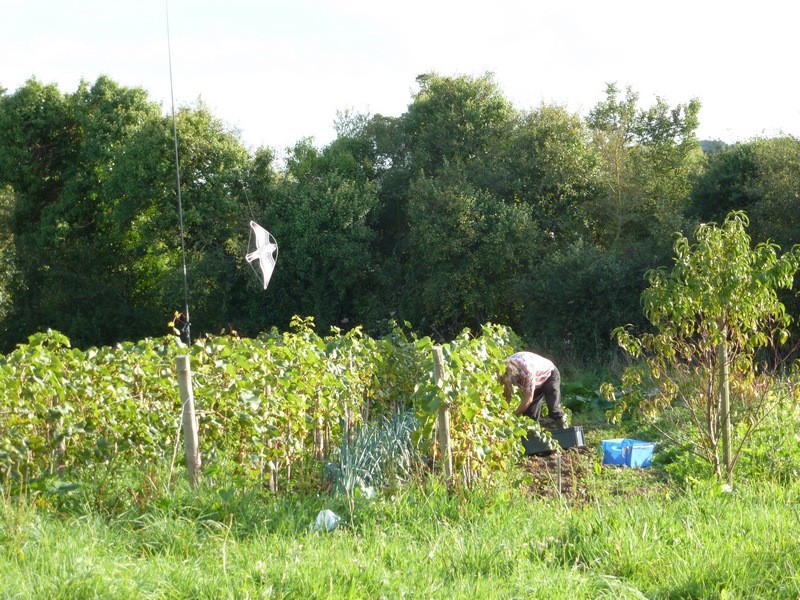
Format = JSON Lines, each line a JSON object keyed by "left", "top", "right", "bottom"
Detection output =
{"left": 522, "top": 426, "right": 585, "bottom": 455}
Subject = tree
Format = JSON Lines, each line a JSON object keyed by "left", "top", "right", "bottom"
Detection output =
{"left": 689, "top": 137, "right": 800, "bottom": 334}
{"left": 0, "top": 77, "right": 253, "bottom": 347}
{"left": 690, "top": 136, "right": 800, "bottom": 250}
{"left": 401, "top": 72, "right": 514, "bottom": 177}
{"left": 521, "top": 240, "right": 645, "bottom": 359}
{"left": 259, "top": 139, "right": 380, "bottom": 329}
{"left": 105, "top": 101, "right": 252, "bottom": 340}
{"left": 689, "top": 141, "right": 761, "bottom": 222}
{"left": 742, "top": 137, "right": 800, "bottom": 252}
{"left": 584, "top": 83, "right": 704, "bottom": 260}
{"left": 605, "top": 212, "right": 800, "bottom": 483}
{"left": 380, "top": 71, "right": 515, "bottom": 254}
{"left": 0, "top": 77, "right": 160, "bottom": 347}
{"left": 692, "top": 136, "right": 800, "bottom": 251}
{"left": 0, "top": 185, "right": 13, "bottom": 323}
{"left": 476, "top": 104, "right": 601, "bottom": 244}
{"left": 403, "top": 166, "right": 539, "bottom": 338}
{"left": 321, "top": 74, "right": 520, "bottom": 337}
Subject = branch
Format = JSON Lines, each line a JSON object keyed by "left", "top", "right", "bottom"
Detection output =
{"left": 729, "top": 372, "right": 792, "bottom": 471}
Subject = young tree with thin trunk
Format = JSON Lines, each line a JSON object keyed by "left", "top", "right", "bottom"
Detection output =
{"left": 604, "top": 212, "right": 800, "bottom": 483}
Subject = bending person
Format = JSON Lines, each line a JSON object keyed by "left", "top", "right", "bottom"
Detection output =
{"left": 500, "top": 351, "right": 568, "bottom": 429}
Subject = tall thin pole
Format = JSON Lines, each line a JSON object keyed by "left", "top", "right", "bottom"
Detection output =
{"left": 166, "top": 1, "right": 200, "bottom": 488}
{"left": 166, "top": 0, "right": 191, "bottom": 345}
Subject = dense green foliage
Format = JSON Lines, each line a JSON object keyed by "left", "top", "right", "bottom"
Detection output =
{"left": 4, "top": 73, "right": 797, "bottom": 358}
{"left": 0, "top": 322, "right": 553, "bottom": 492}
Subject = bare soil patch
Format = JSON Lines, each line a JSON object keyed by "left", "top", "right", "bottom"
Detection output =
{"left": 520, "top": 445, "right": 595, "bottom": 501}
{"left": 520, "top": 443, "right": 668, "bottom": 502}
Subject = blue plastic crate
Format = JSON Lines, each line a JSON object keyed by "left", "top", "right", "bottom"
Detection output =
{"left": 602, "top": 438, "right": 655, "bottom": 468}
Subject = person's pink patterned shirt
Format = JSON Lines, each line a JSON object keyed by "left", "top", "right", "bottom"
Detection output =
{"left": 504, "top": 352, "right": 555, "bottom": 394}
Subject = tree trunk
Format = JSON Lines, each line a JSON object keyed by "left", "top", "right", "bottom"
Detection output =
{"left": 718, "top": 325, "right": 732, "bottom": 484}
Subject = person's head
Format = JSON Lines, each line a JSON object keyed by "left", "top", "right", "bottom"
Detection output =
{"left": 500, "top": 361, "right": 522, "bottom": 387}
{"left": 499, "top": 361, "right": 520, "bottom": 402}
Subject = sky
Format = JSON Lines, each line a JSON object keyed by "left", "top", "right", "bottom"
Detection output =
{"left": 2, "top": 0, "right": 799, "bottom": 155}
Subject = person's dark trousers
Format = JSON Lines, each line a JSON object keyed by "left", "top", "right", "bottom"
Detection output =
{"left": 523, "top": 367, "right": 566, "bottom": 423}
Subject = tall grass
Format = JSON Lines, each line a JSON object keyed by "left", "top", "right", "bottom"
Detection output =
{"left": 2, "top": 468, "right": 800, "bottom": 599}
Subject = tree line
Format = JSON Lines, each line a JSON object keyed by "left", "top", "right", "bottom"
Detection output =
{"left": 0, "top": 73, "right": 798, "bottom": 359}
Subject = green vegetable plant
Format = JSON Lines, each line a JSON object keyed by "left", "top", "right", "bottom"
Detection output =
{"left": 0, "top": 319, "right": 545, "bottom": 493}
{"left": 412, "top": 323, "right": 558, "bottom": 486}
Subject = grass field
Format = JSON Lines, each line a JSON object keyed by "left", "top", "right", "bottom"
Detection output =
{"left": 2, "top": 440, "right": 799, "bottom": 599}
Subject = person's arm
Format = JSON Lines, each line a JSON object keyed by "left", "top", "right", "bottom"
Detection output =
{"left": 501, "top": 376, "right": 513, "bottom": 403}
{"left": 514, "top": 386, "right": 534, "bottom": 415}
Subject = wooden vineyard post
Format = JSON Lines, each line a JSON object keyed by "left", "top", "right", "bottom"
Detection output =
{"left": 176, "top": 355, "right": 201, "bottom": 488}
{"left": 433, "top": 346, "right": 453, "bottom": 483}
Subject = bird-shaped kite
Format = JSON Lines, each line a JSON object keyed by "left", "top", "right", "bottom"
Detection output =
{"left": 245, "top": 221, "right": 278, "bottom": 290}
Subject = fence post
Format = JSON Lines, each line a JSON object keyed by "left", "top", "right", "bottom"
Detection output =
{"left": 433, "top": 346, "right": 453, "bottom": 483}
{"left": 176, "top": 355, "right": 201, "bottom": 488}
